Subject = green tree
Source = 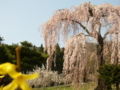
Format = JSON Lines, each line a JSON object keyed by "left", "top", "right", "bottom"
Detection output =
{"left": 98, "top": 64, "right": 120, "bottom": 90}
{"left": 39, "top": 44, "right": 44, "bottom": 52}
{"left": 20, "top": 41, "right": 32, "bottom": 48}
{"left": 52, "top": 44, "right": 64, "bottom": 73}
{"left": 0, "top": 36, "right": 4, "bottom": 45}
{"left": 0, "top": 45, "right": 9, "bottom": 63}
{"left": 0, "top": 44, "right": 16, "bottom": 63}
{"left": 0, "top": 41, "right": 48, "bottom": 72}
{"left": 20, "top": 41, "right": 48, "bottom": 72}
{"left": 33, "top": 45, "right": 37, "bottom": 51}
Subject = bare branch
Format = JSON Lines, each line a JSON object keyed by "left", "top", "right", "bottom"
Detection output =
{"left": 61, "top": 18, "right": 90, "bottom": 35}
{"left": 103, "top": 31, "right": 109, "bottom": 40}
{"left": 97, "top": 22, "right": 101, "bottom": 35}
{"left": 103, "top": 30, "right": 120, "bottom": 40}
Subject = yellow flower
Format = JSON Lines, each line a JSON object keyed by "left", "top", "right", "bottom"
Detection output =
{"left": 0, "top": 62, "right": 18, "bottom": 78}
{"left": 0, "top": 75, "right": 4, "bottom": 78}
{"left": 0, "top": 62, "right": 16, "bottom": 74}
{"left": 0, "top": 85, "right": 4, "bottom": 90}
{"left": 3, "top": 72, "right": 39, "bottom": 90}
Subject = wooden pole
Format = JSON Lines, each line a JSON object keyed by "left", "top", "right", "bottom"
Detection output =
{"left": 15, "top": 46, "right": 22, "bottom": 90}
{"left": 15, "top": 46, "right": 22, "bottom": 72}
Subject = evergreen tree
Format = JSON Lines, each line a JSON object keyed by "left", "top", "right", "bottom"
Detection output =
{"left": 39, "top": 44, "right": 44, "bottom": 52}
{"left": 0, "top": 41, "right": 48, "bottom": 72}
{"left": 20, "top": 41, "right": 32, "bottom": 48}
{"left": 52, "top": 44, "right": 64, "bottom": 73}
{"left": 33, "top": 45, "right": 37, "bottom": 51}
{"left": 0, "top": 45, "right": 10, "bottom": 63}
{"left": 20, "top": 42, "right": 48, "bottom": 72}
{"left": 0, "top": 36, "right": 4, "bottom": 45}
{"left": 98, "top": 64, "right": 120, "bottom": 90}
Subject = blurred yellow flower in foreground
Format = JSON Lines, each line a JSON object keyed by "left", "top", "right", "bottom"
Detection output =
{"left": 3, "top": 72, "right": 39, "bottom": 90}
{"left": 0, "top": 62, "right": 39, "bottom": 90}
{"left": 0, "top": 75, "right": 4, "bottom": 78}
{"left": 0, "top": 62, "right": 18, "bottom": 78}
{"left": 0, "top": 85, "right": 3, "bottom": 90}
{"left": 0, "top": 62, "right": 16, "bottom": 74}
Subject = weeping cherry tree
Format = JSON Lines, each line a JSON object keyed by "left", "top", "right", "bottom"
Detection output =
{"left": 40, "top": 2, "right": 120, "bottom": 90}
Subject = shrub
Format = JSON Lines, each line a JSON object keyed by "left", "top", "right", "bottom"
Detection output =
{"left": 97, "top": 64, "right": 120, "bottom": 90}
{"left": 27, "top": 65, "right": 64, "bottom": 88}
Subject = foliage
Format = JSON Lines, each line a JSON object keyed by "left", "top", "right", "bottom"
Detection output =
{"left": 97, "top": 64, "right": 120, "bottom": 90}
{"left": 38, "top": 44, "right": 44, "bottom": 53}
{"left": 0, "top": 45, "right": 15, "bottom": 63}
{"left": 20, "top": 41, "right": 32, "bottom": 48}
{"left": 0, "top": 41, "right": 48, "bottom": 72}
{"left": 0, "top": 36, "right": 4, "bottom": 45}
{"left": 52, "top": 44, "right": 64, "bottom": 73}
{"left": 41, "top": 52, "right": 49, "bottom": 58}
{"left": 20, "top": 46, "right": 47, "bottom": 72}
{"left": 18, "top": 41, "right": 48, "bottom": 72}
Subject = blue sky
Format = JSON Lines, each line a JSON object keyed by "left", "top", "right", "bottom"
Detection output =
{"left": 0, "top": 0, "right": 119, "bottom": 47}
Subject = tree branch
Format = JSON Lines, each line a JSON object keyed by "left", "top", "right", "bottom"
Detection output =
{"left": 103, "top": 30, "right": 119, "bottom": 40}
{"left": 61, "top": 18, "right": 90, "bottom": 35}
{"left": 97, "top": 22, "right": 101, "bottom": 35}
{"left": 103, "top": 32, "right": 109, "bottom": 40}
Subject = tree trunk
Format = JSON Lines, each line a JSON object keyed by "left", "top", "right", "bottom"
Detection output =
{"left": 95, "top": 78, "right": 112, "bottom": 90}
{"left": 116, "top": 83, "right": 119, "bottom": 90}
{"left": 95, "top": 35, "right": 112, "bottom": 90}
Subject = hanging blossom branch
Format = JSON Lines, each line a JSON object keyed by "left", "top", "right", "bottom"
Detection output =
{"left": 41, "top": 2, "right": 120, "bottom": 85}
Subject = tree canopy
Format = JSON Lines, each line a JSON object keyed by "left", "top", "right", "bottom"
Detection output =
{"left": 0, "top": 36, "right": 4, "bottom": 45}
{"left": 0, "top": 41, "right": 48, "bottom": 72}
{"left": 98, "top": 64, "right": 120, "bottom": 90}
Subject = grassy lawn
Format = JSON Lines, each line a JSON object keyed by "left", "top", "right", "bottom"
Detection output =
{"left": 33, "top": 82, "right": 97, "bottom": 90}
{"left": 33, "top": 82, "right": 117, "bottom": 90}
{"left": 33, "top": 84, "right": 73, "bottom": 90}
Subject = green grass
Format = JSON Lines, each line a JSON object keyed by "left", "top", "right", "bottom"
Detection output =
{"left": 33, "top": 84, "right": 73, "bottom": 90}
{"left": 33, "top": 82, "right": 117, "bottom": 90}
{"left": 33, "top": 82, "right": 97, "bottom": 90}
